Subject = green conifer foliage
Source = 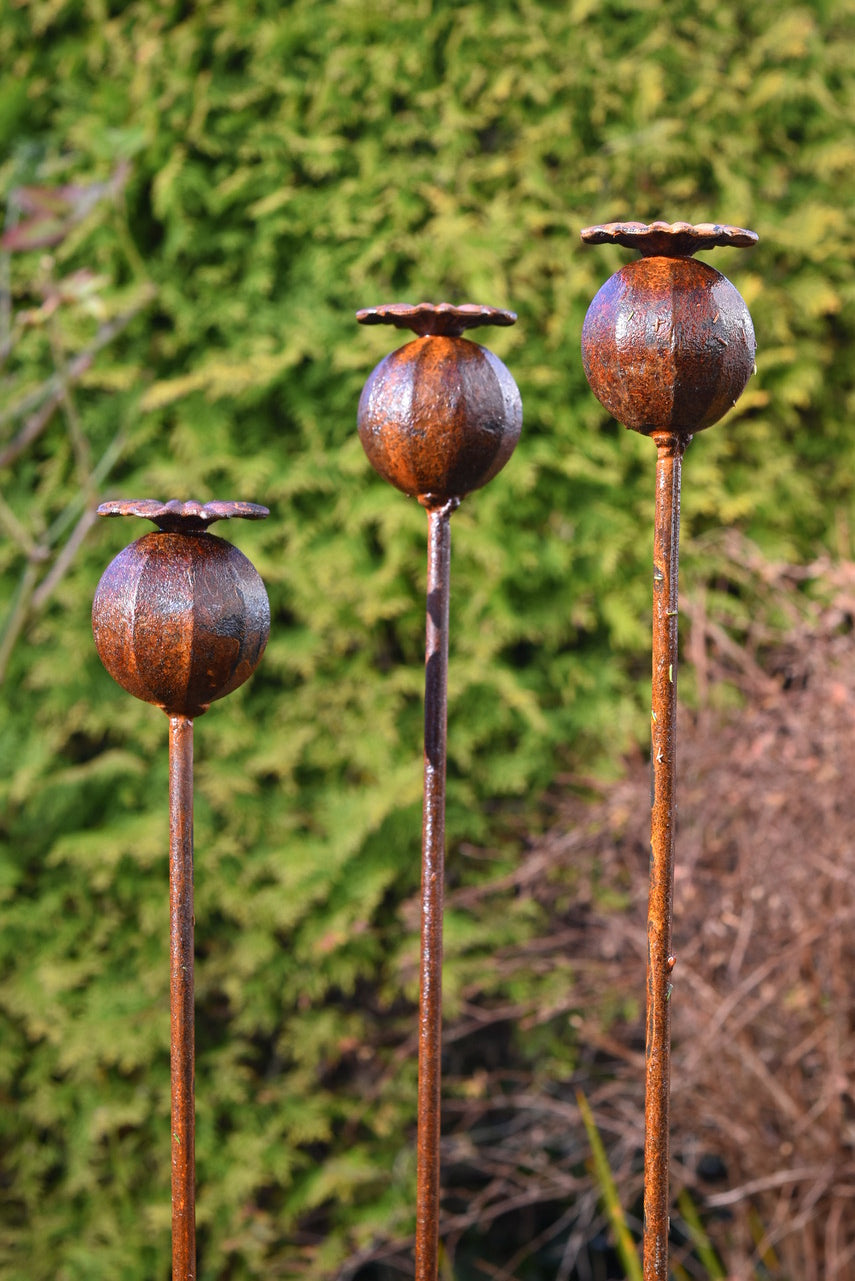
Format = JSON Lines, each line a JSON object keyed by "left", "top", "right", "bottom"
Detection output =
{"left": 2, "top": 1, "right": 855, "bottom": 1276}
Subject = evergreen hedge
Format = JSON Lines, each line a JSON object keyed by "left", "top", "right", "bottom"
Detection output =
{"left": 2, "top": 1, "right": 855, "bottom": 1276}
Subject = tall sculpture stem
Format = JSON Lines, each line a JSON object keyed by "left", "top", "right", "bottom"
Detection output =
{"left": 415, "top": 499, "right": 456, "bottom": 1281}
{"left": 356, "top": 301, "right": 522, "bottom": 1279}
{"left": 644, "top": 433, "right": 685, "bottom": 1280}
{"left": 169, "top": 714, "right": 196, "bottom": 1280}
{"left": 92, "top": 498, "right": 270, "bottom": 1280}
{"left": 581, "top": 221, "right": 757, "bottom": 1278}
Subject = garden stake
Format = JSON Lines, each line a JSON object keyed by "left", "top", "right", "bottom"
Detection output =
{"left": 91, "top": 499, "right": 270, "bottom": 1281}
{"left": 581, "top": 222, "right": 757, "bottom": 1281}
{"left": 356, "top": 303, "right": 522, "bottom": 1281}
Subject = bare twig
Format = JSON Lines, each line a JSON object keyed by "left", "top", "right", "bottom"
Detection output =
{"left": 0, "top": 560, "right": 40, "bottom": 683}
{"left": 30, "top": 505, "right": 98, "bottom": 611}
{"left": 0, "top": 285, "right": 155, "bottom": 467}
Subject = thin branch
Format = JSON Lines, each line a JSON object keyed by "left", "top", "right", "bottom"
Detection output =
{"left": 1, "top": 426, "right": 127, "bottom": 676}
{"left": 48, "top": 315, "right": 96, "bottom": 506}
{"left": 0, "top": 285, "right": 154, "bottom": 466}
{"left": 30, "top": 505, "right": 98, "bottom": 610}
{"left": 51, "top": 424, "right": 127, "bottom": 545}
{"left": 0, "top": 489, "right": 43, "bottom": 559}
{"left": 0, "top": 560, "right": 39, "bottom": 684}
{"left": 705, "top": 1166, "right": 835, "bottom": 1210}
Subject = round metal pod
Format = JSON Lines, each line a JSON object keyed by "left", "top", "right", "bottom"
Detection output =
{"left": 356, "top": 303, "right": 522, "bottom": 503}
{"left": 580, "top": 221, "right": 757, "bottom": 438}
{"left": 92, "top": 500, "right": 270, "bottom": 718}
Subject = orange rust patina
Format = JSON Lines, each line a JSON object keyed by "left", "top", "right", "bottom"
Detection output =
{"left": 581, "top": 223, "right": 757, "bottom": 1281}
{"left": 357, "top": 303, "right": 521, "bottom": 505}
{"left": 92, "top": 499, "right": 269, "bottom": 1281}
{"left": 357, "top": 304, "right": 522, "bottom": 1281}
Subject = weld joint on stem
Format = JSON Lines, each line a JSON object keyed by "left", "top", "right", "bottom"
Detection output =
{"left": 651, "top": 431, "right": 691, "bottom": 459}
{"left": 419, "top": 494, "right": 461, "bottom": 518}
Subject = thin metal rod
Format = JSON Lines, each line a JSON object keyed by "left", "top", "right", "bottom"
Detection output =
{"left": 169, "top": 714, "right": 196, "bottom": 1281}
{"left": 415, "top": 498, "right": 457, "bottom": 1281}
{"left": 643, "top": 433, "right": 686, "bottom": 1281}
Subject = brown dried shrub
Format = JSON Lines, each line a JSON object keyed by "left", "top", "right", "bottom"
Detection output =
{"left": 535, "top": 547, "right": 855, "bottom": 1278}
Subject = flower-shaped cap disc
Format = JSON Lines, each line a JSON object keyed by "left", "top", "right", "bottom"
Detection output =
{"left": 356, "top": 302, "right": 517, "bottom": 338}
{"left": 97, "top": 498, "right": 269, "bottom": 532}
{"left": 580, "top": 221, "right": 758, "bottom": 258}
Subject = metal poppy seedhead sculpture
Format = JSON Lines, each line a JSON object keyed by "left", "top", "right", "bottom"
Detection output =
{"left": 581, "top": 223, "right": 758, "bottom": 1281}
{"left": 92, "top": 498, "right": 270, "bottom": 1281}
{"left": 93, "top": 499, "right": 270, "bottom": 718}
{"left": 356, "top": 302, "right": 522, "bottom": 505}
{"left": 357, "top": 303, "right": 522, "bottom": 1281}
{"left": 581, "top": 221, "right": 757, "bottom": 439}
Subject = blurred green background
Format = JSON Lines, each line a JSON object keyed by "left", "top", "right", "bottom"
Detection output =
{"left": 2, "top": 1, "right": 854, "bottom": 1277}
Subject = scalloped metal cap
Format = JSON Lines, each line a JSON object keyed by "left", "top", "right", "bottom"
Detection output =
{"left": 580, "top": 221, "right": 758, "bottom": 258}
{"left": 356, "top": 302, "right": 517, "bottom": 338}
{"left": 96, "top": 499, "right": 270, "bottom": 532}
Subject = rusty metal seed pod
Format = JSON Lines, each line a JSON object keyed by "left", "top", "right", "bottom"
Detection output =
{"left": 581, "top": 221, "right": 757, "bottom": 438}
{"left": 581, "top": 222, "right": 757, "bottom": 1281}
{"left": 92, "top": 498, "right": 270, "bottom": 1281}
{"left": 357, "top": 302, "right": 522, "bottom": 503}
{"left": 93, "top": 499, "right": 270, "bottom": 718}
{"left": 357, "top": 303, "right": 521, "bottom": 1281}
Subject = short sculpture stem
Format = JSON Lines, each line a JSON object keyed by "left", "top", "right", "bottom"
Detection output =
{"left": 169, "top": 714, "right": 196, "bottom": 1281}
{"left": 415, "top": 500, "right": 457, "bottom": 1281}
{"left": 643, "top": 433, "right": 686, "bottom": 1281}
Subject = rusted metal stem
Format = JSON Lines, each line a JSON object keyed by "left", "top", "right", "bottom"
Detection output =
{"left": 644, "top": 432, "right": 686, "bottom": 1281}
{"left": 169, "top": 713, "right": 196, "bottom": 1281}
{"left": 416, "top": 498, "right": 457, "bottom": 1281}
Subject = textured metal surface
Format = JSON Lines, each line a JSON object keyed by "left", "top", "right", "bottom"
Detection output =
{"left": 170, "top": 714, "right": 196, "bottom": 1281}
{"left": 581, "top": 256, "right": 756, "bottom": 437}
{"left": 645, "top": 433, "right": 684, "bottom": 1281}
{"left": 357, "top": 335, "right": 522, "bottom": 502}
{"left": 580, "top": 220, "right": 758, "bottom": 256}
{"left": 357, "top": 307, "right": 521, "bottom": 1280}
{"left": 97, "top": 498, "right": 269, "bottom": 531}
{"left": 92, "top": 531, "right": 269, "bottom": 718}
{"left": 356, "top": 301, "right": 516, "bottom": 337}
{"left": 92, "top": 500, "right": 269, "bottom": 1281}
{"left": 581, "top": 227, "right": 757, "bottom": 1281}
{"left": 416, "top": 500, "right": 456, "bottom": 1281}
